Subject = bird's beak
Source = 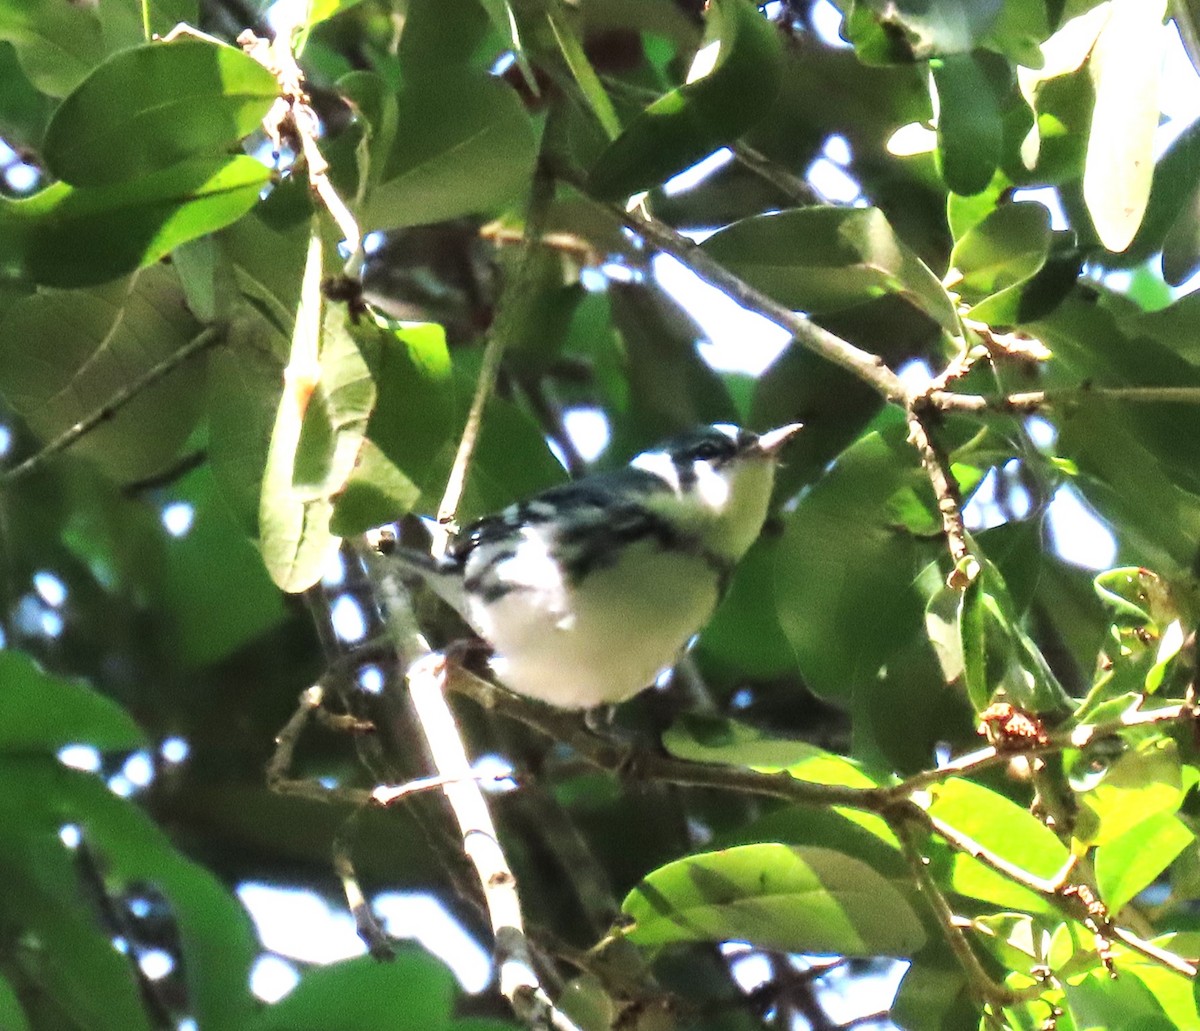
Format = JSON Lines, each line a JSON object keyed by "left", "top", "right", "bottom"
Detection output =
{"left": 756, "top": 423, "right": 803, "bottom": 456}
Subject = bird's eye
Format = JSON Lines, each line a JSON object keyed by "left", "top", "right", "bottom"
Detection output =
{"left": 692, "top": 442, "right": 720, "bottom": 461}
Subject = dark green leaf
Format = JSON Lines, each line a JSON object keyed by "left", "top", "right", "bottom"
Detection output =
{"left": 362, "top": 70, "right": 536, "bottom": 231}
{"left": 0, "top": 974, "right": 30, "bottom": 1031}
{"left": 0, "top": 758, "right": 258, "bottom": 1031}
{"left": 702, "top": 206, "right": 960, "bottom": 333}
{"left": 0, "top": 265, "right": 207, "bottom": 483}
{"left": 249, "top": 950, "right": 456, "bottom": 1031}
{"left": 160, "top": 466, "right": 288, "bottom": 667}
{"left": 1161, "top": 179, "right": 1200, "bottom": 287}
{"left": 0, "top": 650, "right": 145, "bottom": 752}
{"left": 1, "top": 155, "right": 271, "bottom": 287}
{"left": 587, "top": 0, "right": 783, "bottom": 199}
{"left": 932, "top": 51, "right": 1006, "bottom": 196}
{"left": 620, "top": 843, "right": 926, "bottom": 957}
{"left": 891, "top": 946, "right": 977, "bottom": 1031}
{"left": 774, "top": 426, "right": 937, "bottom": 702}
{"left": 846, "top": 0, "right": 1006, "bottom": 60}
{"left": 43, "top": 39, "right": 278, "bottom": 187}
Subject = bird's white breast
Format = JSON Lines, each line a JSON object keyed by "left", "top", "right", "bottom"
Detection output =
{"left": 462, "top": 526, "right": 720, "bottom": 708}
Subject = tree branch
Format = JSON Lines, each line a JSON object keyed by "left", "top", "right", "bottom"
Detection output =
{"left": 589, "top": 194, "right": 907, "bottom": 404}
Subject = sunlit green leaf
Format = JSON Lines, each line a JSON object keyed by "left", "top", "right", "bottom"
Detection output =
{"left": 1, "top": 155, "right": 270, "bottom": 287}
{"left": 949, "top": 202, "right": 1051, "bottom": 301}
{"left": 1074, "top": 736, "right": 1183, "bottom": 848}
{"left": 1095, "top": 811, "right": 1193, "bottom": 914}
{"left": 663, "top": 714, "right": 889, "bottom": 788}
{"left": 925, "top": 777, "right": 1071, "bottom": 914}
{"left": 1083, "top": 0, "right": 1167, "bottom": 252}
{"left": 0, "top": 0, "right": 103, "bottom": 96}
{"left": 43, "top": 39, "right": 278, "bottom": 187}
{"left": 259, "top": 236, "right": 374, "bottom": 592}
{"left": 620, "top": 843, "right": 925, "bottom": 956}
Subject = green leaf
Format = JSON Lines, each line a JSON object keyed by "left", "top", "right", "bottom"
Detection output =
{"left": 925, "top": 777, "right": 1071, "bottom": 914}
{"left": 846, "top": 0, "right": 1007, "bottom": 60}
{"left": 609, "top": 284, "right": 738, "bottom": 441}
{"left": 1083, "top": 0, "right": 1167, "bottom": 252}
{"left": 0, "top": 974, "right": 30, "bottom": 1031}
{"left": 1121, "top": 115, "right": 1200, "bottom": 266}
{"left": 891, "top": 946, "right": 977, "bottom": 1031}
{"left": 1074, "top": 737, "right": 1183, "bottom": 848}
{"left": 43, "top": 39, "right": 278, "bottom": 187}
{"left": 249, "top": 950, "right": 456, "bottom": 1031}
{"left": 1092, "top": 566, "right": 1177, "bottom": 629}
{"left": 0, "top": 757, "right": 258, "bottom": 1031}
{"left": 663, "top": 714, "right": 889, "bottom": 788}
{"left": 1064, "top": 963, "right": 1175, "bottom": 1031}
{"left": 949, "top": 202, "right": 1051, "bottom": 301}
{"left": 0, "top": 0, "right": 104, "bottom": 96}
{"left": 0, "top": 650, "right": 145, "bottom": 752}
{"left": 362, "top": 70, "right": 536, "bottom": 232}
{"left": 586, "top": 0, "right": 784, "bottom": 200}
{"left": 330, "top": 438, "right": 422, "bottom": 535}
{"left": 1, "top": 155, "right": 271, "bottom": 287}
{"left": 774, "top": 426, "right": 936, "bottom": 702}
{"left": 259, "top": 237, "right": 374, "bottom": 592}
{"left": 1095, "top": 811, "right": 1193, "bottom": 914}
{"left": 619, "top": 843, "right": 926, "bottom": 957}
{"left": 696, "top": 533, "right": 800, "bottom": 680}
{"left": 702, "top": 206, "right": 960, "bottom": 334}
{"left": 160, "top": 466, "right": 288, "bottom": 667}
{"left": 932, "top": 51, "right": 1005, "bottom": 196}
{"left": 358, "top": 320, "right": 457, "bottom": 501}
{"left": 1161, "top": 179, "right": 1200, "bottom": 287}
{"left": 0, "top": 265, "right": 207, "bottom": 483}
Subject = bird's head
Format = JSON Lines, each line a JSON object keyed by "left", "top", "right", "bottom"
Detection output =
{"left": 630, "top": 423, "right": 802, "bottom": 558}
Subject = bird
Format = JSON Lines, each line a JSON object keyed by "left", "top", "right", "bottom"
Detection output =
{"left": 390, "top": 422, "right": 802, "bottom": 709}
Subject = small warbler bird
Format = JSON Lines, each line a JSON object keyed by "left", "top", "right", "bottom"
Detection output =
{"left": 400, "top": 423, "right": 801, "bottom": 709}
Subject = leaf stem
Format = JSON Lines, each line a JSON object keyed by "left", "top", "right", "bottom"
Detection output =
{"left": 1, "top": 324, "right": 226, "bottom": 485}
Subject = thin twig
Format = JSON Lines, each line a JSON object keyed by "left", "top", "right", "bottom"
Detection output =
{"left": 595, "top": 196, "right": 907, "bottom": 403}
{"left": 239, "top": 19, "right": 363, "bottom": 274}
{"left": 332, "top": 815, "right": 393, "bottom": 958}
{"left": 898, "top": 821, "right": 1017, "bottom": 1010}
{"left": 932, "top": 385, "right": 1200, "bottom": 414}
{"left": 436, "top": 166, "right": 558, "bottom": 542}
{"left": 906, "top": 410, "right": 974, "bottom": 582}
{"left": 357, "top": 545, "right": 582, "bottom": 1031}
{"left": 1, "top": 325, "right": 225, "bottom": 484}
{"left": 732, "top": 143, "right": 821, "bottom": 207}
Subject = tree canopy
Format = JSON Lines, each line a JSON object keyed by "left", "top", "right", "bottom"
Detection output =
{"left": 1, "top": 0, "right": 1200, "bottom": 1029}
